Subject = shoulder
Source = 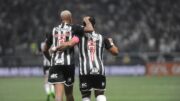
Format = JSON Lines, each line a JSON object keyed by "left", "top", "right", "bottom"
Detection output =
{"left": 72, "top": 24, "right": 84, "bottom": 36}
{"left": 99, "top": 33, "right": 109, "bottom": 40}
{"left": 95, "top": 32, "right": 104, "bottom": 40}
{"left": 72, "top": 24, "right": 84, "bottom": 30}
{"left": 51, "top": 25, "right": 59, "bottom": 32}
{"left": 97, "top": 32, "right": 103, "bottom": 37}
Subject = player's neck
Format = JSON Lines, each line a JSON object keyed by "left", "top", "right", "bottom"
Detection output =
{"left": 62, "top": 20, "right": 71, "bottom": 24}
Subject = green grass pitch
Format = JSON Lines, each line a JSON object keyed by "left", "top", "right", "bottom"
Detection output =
{"left": 0, "top": 76, "right": 180, "bottom": 101}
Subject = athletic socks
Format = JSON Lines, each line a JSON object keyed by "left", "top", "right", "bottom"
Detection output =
{"left": 82, "top": 97, "right": 91, "bottom": 101}
{"left": 45, "top": 83, "right": 51, "bottom": 95}
{"left": 44, "top": 83, "right": 55, "bottom": 100}
{"left": 50, "top": 84, "right": 55, "bottom": 98}
{"left": 82, "top": 95, "right": 106, "bottom": 101}
{"left": 96, "top": 95, "right": 106, "bottom": 101}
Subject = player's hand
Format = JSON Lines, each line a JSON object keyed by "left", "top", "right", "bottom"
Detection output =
{"left": 108, "top": 38, "right": 114, "bottom": 46}
{"left": 83, "top": 16, "right": 90, "bottom": 23}
{"left": 50, "top": 46, "right": 57, "bottom": 53}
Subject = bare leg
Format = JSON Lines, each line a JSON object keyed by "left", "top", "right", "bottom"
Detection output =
{"left": 94, "top": 90, "right": 104, "bottom": 97}
{"left": 65, "top": 85, "right": 74, "bottom": 101}
{"left": 44, "top": 71, "right": 51, "bottom": 101}
{"left": 54, "top": 83, "right": 64, "bottom": 101}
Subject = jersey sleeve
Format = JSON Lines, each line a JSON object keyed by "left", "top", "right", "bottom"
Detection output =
{"left": 104, "top": 38, "right": 113, "bottom": 50}
{"left": 45, "top": 33, "right": 52, "bottom": 47}
{"left": 72, "top": 24, "right": 84, "bottom": 38}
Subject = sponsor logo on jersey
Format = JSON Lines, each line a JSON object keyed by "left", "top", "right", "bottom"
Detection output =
{"left": 81, "top": 83, "right": 87, "bottom": 88}
{"left": 90, "top": 68, "right": 99, "bottom": 74}
{"left": 85, "top": 33, "right": 100, "bottom": 40}
{"left": 55, "top": 27, "right": 71, "bottom": 32}
{"left": 50, "top": 73, "right": 58, "bottom": 79}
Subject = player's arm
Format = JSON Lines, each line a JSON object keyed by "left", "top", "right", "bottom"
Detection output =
{"left": 52, "top": 21, "right": 89, "bottom": 52}
{"left": 51, "top": 17, "right": 94, "bottom": 52}
{"left": 104, "top": 38, "right": 119, "bottom": 56}
{"left": 83, "top": 16, "right": 94, "bottom": 32}
{"left": 52, "top": 36, "right": 79, "bottom": 52}
{"left": 42, "top": 33, "right": 53, "bottom": 61}
{"left": 51, "top": 25, "right": 82, "bottom": 52}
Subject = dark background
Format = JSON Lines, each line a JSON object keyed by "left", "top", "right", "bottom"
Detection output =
{"left": 0, "top": 0, "right": 180, "bottom": 66}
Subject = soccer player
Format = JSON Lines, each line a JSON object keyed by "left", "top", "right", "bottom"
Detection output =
{"left": 54, "top": 16, "right": 119, "bottom": 101}
{"left": 42, "top": 10, "right": 94, "bottom": 101}
{"left": 40, "top": 42, "right": 55, "bottom": 101}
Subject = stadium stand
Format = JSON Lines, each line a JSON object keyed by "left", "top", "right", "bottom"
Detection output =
{"left": 0, "top": 0, "right": 180, "bottom": 66}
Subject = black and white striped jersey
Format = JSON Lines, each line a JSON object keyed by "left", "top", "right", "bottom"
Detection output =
{"left": 42, "top": 55, "right": 50, "bottom": 66}
{"left": 76, "top": 29, "right": 113, "bottom": 75}
{"left": 41, "top": 42, "right": 50, "bottom": 66}
{"left": 45, "top": 23, "right": 75, "bottom": 66}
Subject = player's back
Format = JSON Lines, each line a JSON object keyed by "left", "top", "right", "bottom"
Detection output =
{"left": 51, "top": 23, "right": 75, "bottom": 66}
{"left": 77, "top": 31, "right": 105, "bottom": 75}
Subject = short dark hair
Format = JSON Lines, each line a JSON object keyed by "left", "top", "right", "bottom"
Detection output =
{"left": 83, "top": 16, "right": 96, "bottom": 27}
{"left": 89, "top": 16, "right": 95, "bottom": 26}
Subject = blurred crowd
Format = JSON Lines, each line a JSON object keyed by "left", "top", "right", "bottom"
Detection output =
{"left": 0, "top": 0, "right": 180, "bottom": 66}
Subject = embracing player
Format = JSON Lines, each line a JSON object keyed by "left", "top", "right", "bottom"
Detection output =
{"left": 54, "top": 16, "right": 119, "bottom": 101}
{"left": 43, "top": 10, "right": 94, "bottom": 101}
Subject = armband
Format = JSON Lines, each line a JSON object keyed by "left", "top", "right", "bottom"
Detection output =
{"left": 72, "top": 36, "right": 79, "bottom": 43}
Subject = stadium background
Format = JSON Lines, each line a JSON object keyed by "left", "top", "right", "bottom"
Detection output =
{"left": 0, "top": 0, "right": 180, "bottom": 101}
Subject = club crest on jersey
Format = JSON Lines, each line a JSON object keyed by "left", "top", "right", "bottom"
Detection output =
{"left": 102, "top": 82, "right": 105, "bottom": 87}
{"left": 67, "top": 78, "right": 72, "bottom": 82}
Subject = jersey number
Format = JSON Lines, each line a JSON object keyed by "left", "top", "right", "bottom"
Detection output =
{"left": 58, "top": 34, "right": 66, "bottom": 44}
{"left": 88, "top": 40, "right": 96, "bottom": 61}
